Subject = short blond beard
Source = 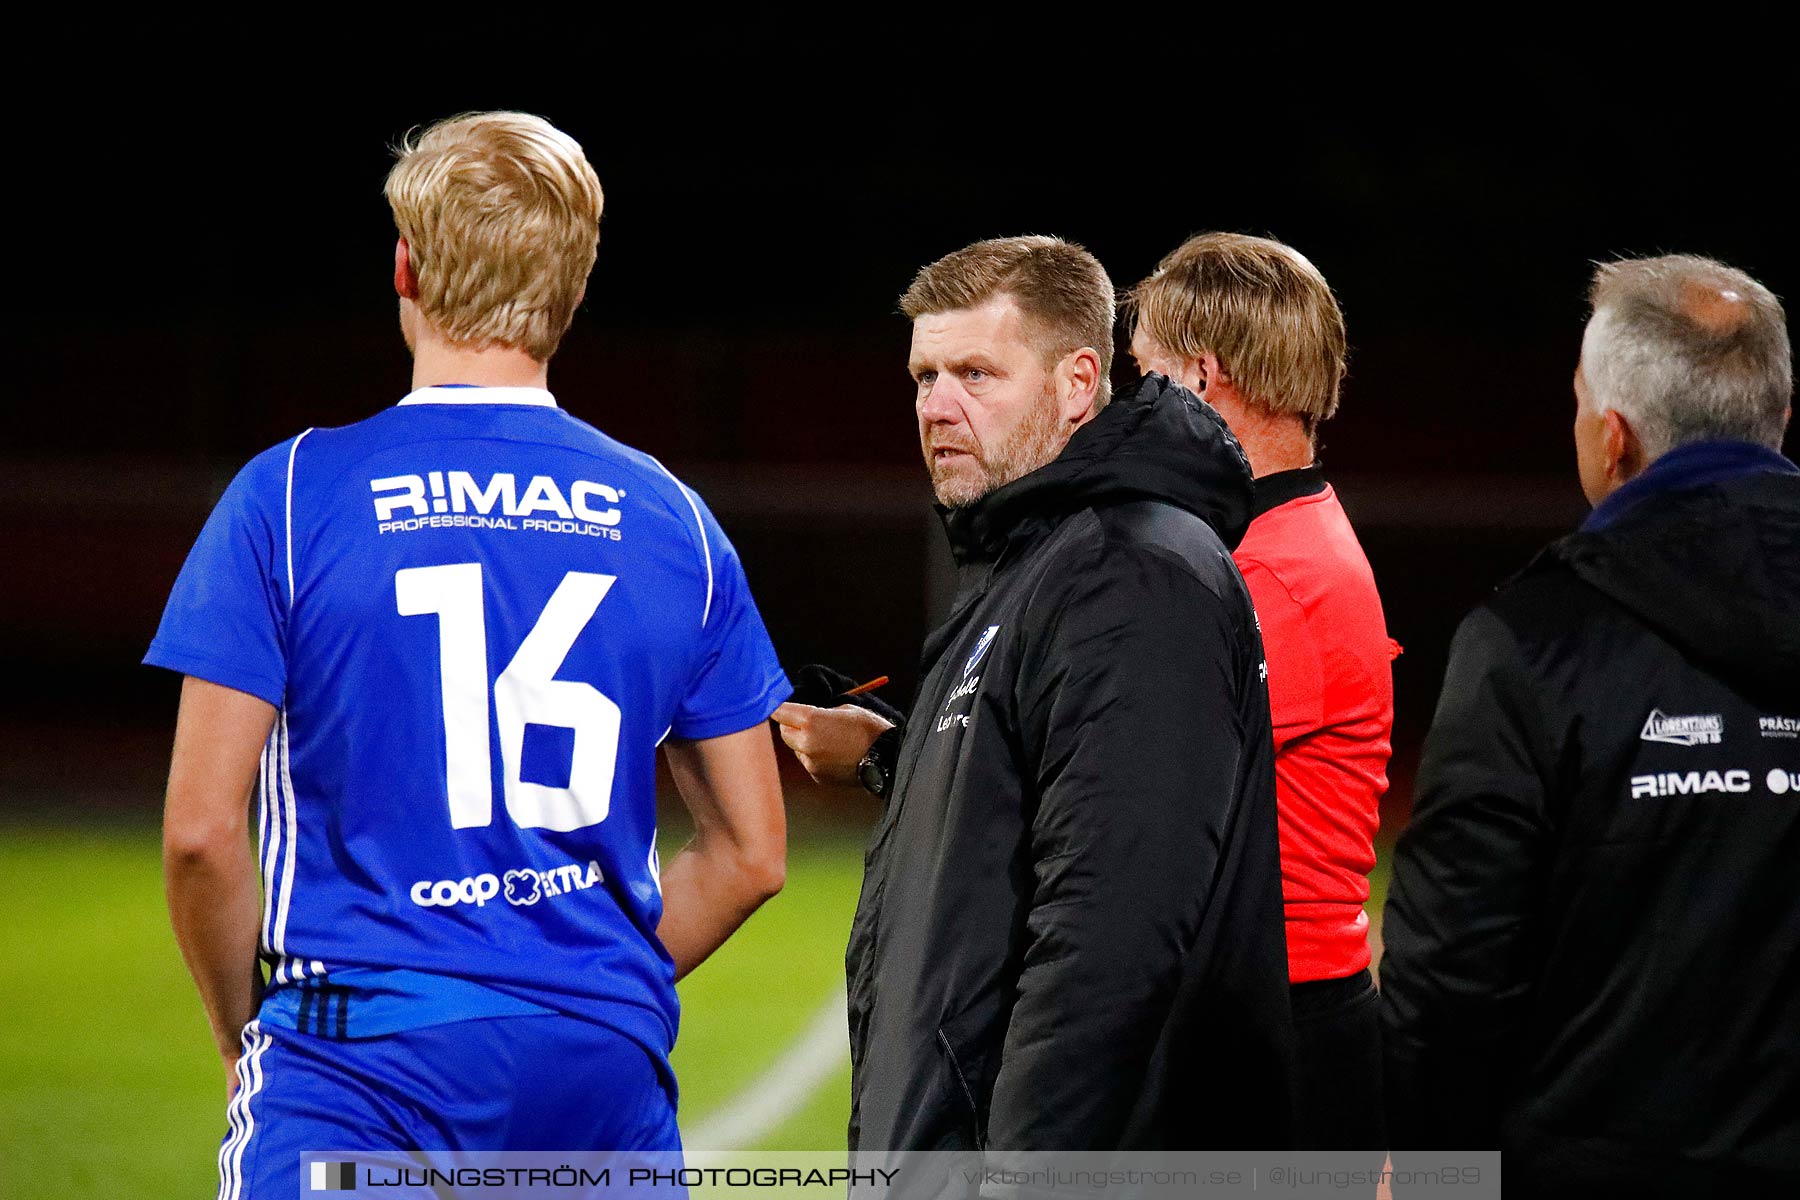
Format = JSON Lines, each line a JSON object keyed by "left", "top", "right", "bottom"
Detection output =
{"left": 931, "top": 379, "right": 1068, "bottom": 509}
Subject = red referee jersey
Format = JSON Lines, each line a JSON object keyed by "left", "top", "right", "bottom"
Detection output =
{"left": 1234, "top": 466, "right": 1396, "bottom": 984}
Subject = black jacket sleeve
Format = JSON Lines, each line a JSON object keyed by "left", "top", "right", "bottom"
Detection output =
{"left": 989, "top": 543, "right": 1251, "bottom": 1148}
{"left": 1380, "top": 605, "right": 1555, "bottom": 1147}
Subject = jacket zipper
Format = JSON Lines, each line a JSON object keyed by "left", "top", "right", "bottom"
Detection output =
{"left": 937, "top": 1029, "right": 986, "bottom": 1150}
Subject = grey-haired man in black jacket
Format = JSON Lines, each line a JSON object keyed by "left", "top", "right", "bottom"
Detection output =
{"left": 775, "top": 236, "right": 1295, "bottom": 1158}
{"left": 1381, "top": 254, "right": 1799, "bottom": 1195}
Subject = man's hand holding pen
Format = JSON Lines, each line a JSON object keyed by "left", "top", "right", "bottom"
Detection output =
{"left": 772, "top": 665, "right": 901, "bottom": 787}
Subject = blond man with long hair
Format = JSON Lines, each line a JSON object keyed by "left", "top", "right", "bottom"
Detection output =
{"left": 1129, "top": 233, "right": 1396, "bottom": 1158}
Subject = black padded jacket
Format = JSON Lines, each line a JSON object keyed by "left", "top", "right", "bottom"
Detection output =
{"left": 845, "top": 375, "right": 1296, "bottom": 1156}
{"left": 1382, "top": 457, "right": 1800, "bottom": 1195}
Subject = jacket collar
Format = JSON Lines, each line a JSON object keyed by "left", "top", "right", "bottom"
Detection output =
{"left": 935, "top": 374, "right": 1255, "bottom": 566}
{"left": 1582, "top": 439, "right": 1797, "bottom": 532}
{"left": 1251, "top": 464, "right": 1328, "bottom": 519}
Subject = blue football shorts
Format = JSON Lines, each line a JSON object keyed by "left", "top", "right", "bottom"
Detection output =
{"left": 215, "top": 1013, "right": 681, "bottom": 1198}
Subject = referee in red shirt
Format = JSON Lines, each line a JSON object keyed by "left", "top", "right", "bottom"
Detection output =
{"left": 1129, "top": 233, "right": 1396, "bottom": 1152}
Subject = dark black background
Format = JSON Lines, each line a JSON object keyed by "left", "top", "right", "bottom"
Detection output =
{"left": 8, "top": 42, "right": 1794, "bottom": 823}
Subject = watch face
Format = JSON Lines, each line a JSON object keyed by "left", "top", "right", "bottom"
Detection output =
{"left": 858, "top": 756, "right": 886, "bottom": 796}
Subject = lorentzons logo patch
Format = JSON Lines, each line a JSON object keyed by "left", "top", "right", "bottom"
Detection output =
{"left": 1640, "top": 709, "right": 1723, "bottom": 746}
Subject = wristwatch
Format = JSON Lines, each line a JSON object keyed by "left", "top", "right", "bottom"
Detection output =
{"left": 856, "top": 726, "right": 904, "bottom": 799}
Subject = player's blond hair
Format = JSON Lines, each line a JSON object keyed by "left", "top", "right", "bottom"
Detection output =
{"left": 901, "top": 235, "right": 1116, "bottom": 409}
{"left": 1128, "top": 233, "right": 1346, "bottom": 431}
{"left": 384, "top": 112, "right": 603, "bottom": 362}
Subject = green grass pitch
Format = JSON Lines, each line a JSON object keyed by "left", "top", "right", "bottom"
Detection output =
{"left": 0, "top": 826, "right": 865, "bottom": 1198}
{"left": 0, "top": 824, "right": 1388, "bottom": 1198}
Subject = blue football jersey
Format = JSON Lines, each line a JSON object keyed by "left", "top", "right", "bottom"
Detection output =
{"left": 146, "top": 385, "right": 791, "bottom": 1057}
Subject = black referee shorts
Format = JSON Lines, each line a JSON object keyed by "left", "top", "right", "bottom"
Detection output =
{"left": 1291, "top": 967, "right": 1386, "bottom": 1152}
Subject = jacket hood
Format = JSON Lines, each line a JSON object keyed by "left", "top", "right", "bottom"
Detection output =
{"left": 1544, "top": 468, "right": 1800, "bottom": 699}
{"left": 940, "top": 373, "right": 1255, "bottom": 563}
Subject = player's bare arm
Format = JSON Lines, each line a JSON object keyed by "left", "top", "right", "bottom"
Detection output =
{"left": 161, "top": 675, "right": 275, "bottom": 1097}
{"left": 771, "top": 702, "right": 891, "bottom": 787}
{"left": 656, "top": 722, "right": 787, "bottom": 979}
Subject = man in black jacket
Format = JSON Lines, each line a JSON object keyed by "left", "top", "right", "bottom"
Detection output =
{"left": 775, "top": 236, "right": 1295, "bottom": 1155}
{"left": 1381, "top": 254, "right": 1799, "bottom": 1195}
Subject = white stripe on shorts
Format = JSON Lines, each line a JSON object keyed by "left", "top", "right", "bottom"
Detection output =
{"left": 217, "top": 1021, "right": 270, "bottom": 1200}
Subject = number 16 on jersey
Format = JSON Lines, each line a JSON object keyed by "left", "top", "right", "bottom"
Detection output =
{"left": 397, "top": 564, "right": 622, "bottom": 833}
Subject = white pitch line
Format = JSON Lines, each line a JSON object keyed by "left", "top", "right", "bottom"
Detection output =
{"left": 683, "top": 986, "right": 849, "bottom": 1150}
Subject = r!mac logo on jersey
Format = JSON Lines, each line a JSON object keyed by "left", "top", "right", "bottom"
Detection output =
{"left": 370, "top": 471, "right": 625, "bottom": 540}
